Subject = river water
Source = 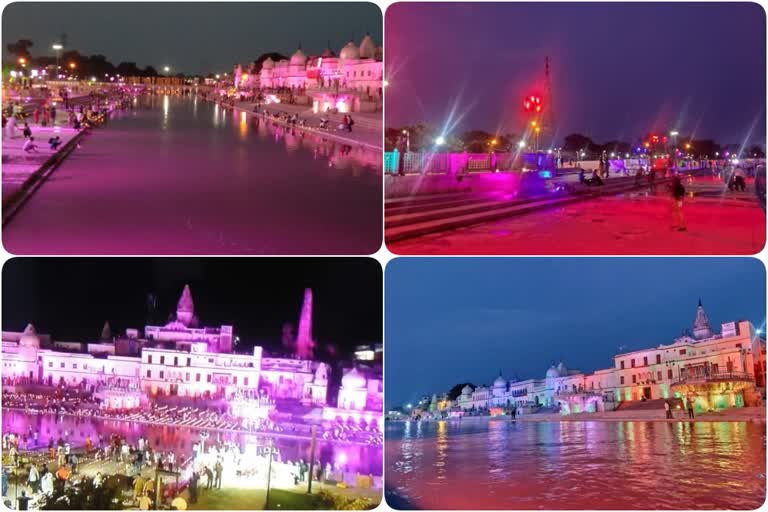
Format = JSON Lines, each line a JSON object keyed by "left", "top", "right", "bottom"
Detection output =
{"left": 3, "top": 95, "right": 382, "bottom": 254}
{"left": 385, "top": 418, "right": 766, "bottom": 509}
{"left": 2, "top": 410, "right": 382, "bottom": 476}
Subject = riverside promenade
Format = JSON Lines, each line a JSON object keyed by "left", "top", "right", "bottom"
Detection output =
{"left": 227, "top": 99, "right": 382, "bottom": 150}
{"left": 2, "top": 123, "right": 83, "bottom": 223}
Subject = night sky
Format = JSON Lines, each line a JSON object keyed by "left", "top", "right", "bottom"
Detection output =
{"left": 2, "top": 2, "right": 383, "bottom": 75}
{"left": 385, "top": 258, "right": 766, "bottom": 409}
{"left": 385, "top": 2, "right": 766, "bottom": 146}
{"left": 3, "top": 258, "right": 382, "bottom": 357}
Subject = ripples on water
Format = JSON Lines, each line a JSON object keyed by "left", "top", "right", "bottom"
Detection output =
{"left": 385, "top": 418, "right": 766, "bottom": 509}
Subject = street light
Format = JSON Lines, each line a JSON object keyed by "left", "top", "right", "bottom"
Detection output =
{"left": 402, "top": 129, "right": 410, "bottom": 153}
{"left": 52, "top": 44, "right": 63, "bottom": 74}
{"left": 518, "top": 140, "right": 526, "bottom": 149}
{"left": 435, "top": 135, "right": 445, "bottom": 146}
{"left": 383, "top": 79, "right": 389, "bottom": 87}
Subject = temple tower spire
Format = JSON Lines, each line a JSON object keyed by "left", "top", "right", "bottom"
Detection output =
{"left": 176, "top": 284, "right": 195, "bottom": 327}
{"left": 693, "top": 298, "right": 713, "bottom": 340}
{"left": 296, "top": 288, "right": 315, "bottom": 359}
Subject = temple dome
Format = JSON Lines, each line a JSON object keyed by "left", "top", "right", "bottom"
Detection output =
{"left": 461, "top": 385, "right": 473, "bottom": 395}
{"left": 321, "top": 47, "right": 337, "bottom": 58}
{"left": 556, "top": 362, "right": 568, "bottom": 376}
{"left": 546, "top": 365, "right": 560, "bottom": 379}
{"left": 290, "top": 48, "right": 307, "bottom": 66}
{"left": 20, "top": 323, "right": 40, "bottom": 349}
{"left": 339, "top": 41, "right": 360, "bottom": 60}
{"left": 341, "top": 368, "right": 366, "bottom": 389}
{"left": 262, "top": 57, "right": 275, "bottom": 70}
{"left": 493, "top": 375, "right": 507, "bottom": 388}
{"left": 359, "top": 34, "right": 376, "bottom": 59}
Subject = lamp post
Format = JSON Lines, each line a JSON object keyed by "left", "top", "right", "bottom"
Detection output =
{"left": 52, "top": 44, "right": 63, "bottom": 78}
{"left": 264, "top": 441, "right": 276, "bottom": 509}
{"left": 402, "top": 129, "right": 410, "bottom": 153}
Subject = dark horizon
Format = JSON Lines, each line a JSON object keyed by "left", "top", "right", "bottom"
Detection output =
{"left": 385, "top": 2, "right": 766, "bottom": 147}
{"left": 385, "top": 258, "right": 766, "bottom": 409}
{"left": 2, "top": 2, "right": 383, "bottom": 75}
{"left": 2, "top": 258, "right": 382, "bottom": 358}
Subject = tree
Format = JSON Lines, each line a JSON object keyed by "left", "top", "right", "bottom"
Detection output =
{"left": 447, "top": 382, "right": 474, "bottom": 401}
{"left": 562, "top": 133, "right": 594, "bottom": 153}
{"left": 7, "top": 39, "right": 33, "bottom": 59}
{"left": 747, "top": 144, "right": 765, "bottom": 158}
{"left": 116, "top": 61, "right": 142, "bottom": 77}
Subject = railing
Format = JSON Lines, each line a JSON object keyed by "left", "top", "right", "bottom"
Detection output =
{"left": 554, "top": 390, "right": 602, "bottom": 399}
{"left": 672, "top": 371, "right": 754, "bottom": 387}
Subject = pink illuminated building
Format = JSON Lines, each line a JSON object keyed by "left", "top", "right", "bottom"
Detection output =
{"left": 233, "top": 35, "right": 383, "bottom": 113}
{"left": 2, "top": 286, "right": 382, "bottom": 423}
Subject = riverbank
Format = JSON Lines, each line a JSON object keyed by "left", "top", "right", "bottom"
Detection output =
{"left": 2, "top": 125, "right": 85, "bottom": 224}
{"left": 4, "top": 406, "right": 380, "bottom": 447}
{"left": 225, "top": 99, "right": 382, "bottom": 151}
{"left": 390, "top": 406, "right": 766, "bottom": 425}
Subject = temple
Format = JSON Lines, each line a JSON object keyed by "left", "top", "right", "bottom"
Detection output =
{"left": 412, "top": 301, "right": 766, "bottom": 417}
{"left": 1, "top": 286, "right": 382, "bottom": 428}
{"left": 233, "top": 35, "right": 383, "bottom": 112}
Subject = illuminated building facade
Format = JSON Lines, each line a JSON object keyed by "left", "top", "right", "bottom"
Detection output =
{"left": 233, "top": 35, "right": 383, "bottom": 112}
{"left": 440, "top": 302, "right": 765, "bottom": 415}
{"left": 2, "top": 286, "right": 382, "bottom": 424}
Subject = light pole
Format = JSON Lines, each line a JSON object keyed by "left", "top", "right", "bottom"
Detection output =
{"left": 265, "top": 441, "right": 276, "bottom": 509}
{"left": 52, "top": 44, "right": 63, "bottom": 78}
{"left": 402, "top": 129, "right": 410, "bottom": 153}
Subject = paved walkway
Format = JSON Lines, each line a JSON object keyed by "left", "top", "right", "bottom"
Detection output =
{"left": 2, "top": 124, "right": 81, "bottom": 203}
{"left": 229, "top": 100, "right": 382, "bottom": 150}
{"left": 389, "top": 176, "right": 765, "bottom": 255}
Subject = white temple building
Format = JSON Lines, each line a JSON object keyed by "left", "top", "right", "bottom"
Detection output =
{"left": 233, "top": 35, "right": 383, "bottom": 112}
{"left": 2, "top": 286, "right": 382, "bottom": 426}
{"left": 422, "top": 301, "right": 765, "bottom": 416}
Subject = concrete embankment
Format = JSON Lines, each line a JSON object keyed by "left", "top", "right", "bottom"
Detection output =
{"left": 2, "top": 127, "right": 86, "bottom": 225}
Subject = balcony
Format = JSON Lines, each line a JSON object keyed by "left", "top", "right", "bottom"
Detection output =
{"left": 672, "top": 371, "right": 754, "bottom": 387}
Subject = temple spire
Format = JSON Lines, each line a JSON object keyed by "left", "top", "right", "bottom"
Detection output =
{"left": 296, "top": 288, "right": 315, "bottom": 359}
{"left": 693, "top": 298, "right": 712, "bottom": 340}
{"left": 176, "top": 284, "right": 195, "bottom": 326}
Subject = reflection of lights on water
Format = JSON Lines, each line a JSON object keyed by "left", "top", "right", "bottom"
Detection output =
{"left": 239, "top": 111, "right": 247, "bottom": 138}
{"left": 163, "top": 95, "right": 169, "bottom": 120}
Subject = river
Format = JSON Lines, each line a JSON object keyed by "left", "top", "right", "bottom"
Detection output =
{"left": 385, "top": 418, "right": 765, "bottom": 509}
{"left": 2, "top": 410, "right": 382, "bottom": 476}
{"left": 3, "top": 95, "right": 382, "bottom": 254}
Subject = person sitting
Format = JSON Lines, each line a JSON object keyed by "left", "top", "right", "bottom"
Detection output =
{"left": 49, "top": 136, "right": 62, "bottom": 150}
{"left": 586, "top": 169, "right": 604, "bottom": 186}
{"left": 23, "top": 137, "right": 39, "bottom": 153}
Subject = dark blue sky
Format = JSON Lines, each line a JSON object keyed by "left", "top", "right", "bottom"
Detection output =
{"left": 2, "top": 2, "right": 382, "bottom": 75}
{"left": 385, "top": 258, "right": 766, "bottom": 409}
{"left": 385, "top": 2, "right": 766, "bottom": 146}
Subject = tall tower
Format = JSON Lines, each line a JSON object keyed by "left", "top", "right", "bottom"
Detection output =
{"left": 544, "top": 56, "right": 555, "bottom": 134}
{"left": 692, "top": 298, "right": 713, "bottom": 340}
{"left": 296, "top": 288, "right": 316, "bottom": 359}
{"left": 176, "top": 285, "right": 195, "bottom": 327}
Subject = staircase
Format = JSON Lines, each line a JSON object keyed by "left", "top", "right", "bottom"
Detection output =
{"left": 614, "top": 398, "right": 683, "bottom": 411}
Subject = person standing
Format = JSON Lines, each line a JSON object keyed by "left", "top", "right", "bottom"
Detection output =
{"left": 27, "top": 464, "right": 40, "bottom": 493}
{"left": 670, "top": 176, "right": 687, "bottom": 231}
{"left": 214, "top": 460, "right": 223, "bottom": 489}
{"left": 687, "top": 398, "right": 695, "bottom": 419}
{"left": 189, "top": 472, "right": 199, "bottom": 504}
{"left": 664, "top": 400, "right": 672, "bottom": 419}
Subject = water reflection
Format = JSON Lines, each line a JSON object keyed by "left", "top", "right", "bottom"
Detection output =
{"left": 3, "top": 410, "right": 382, "bottom": 476}
{"left": 385, "top": 419, "right": 766, "bottom": 509}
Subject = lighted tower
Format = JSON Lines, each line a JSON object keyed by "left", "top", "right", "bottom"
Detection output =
{"left": 176, "top": 284, "right": 195, "bottom": 327}
{"left": 296, "top": 288, "right": 316, "bottom": 359}
{"left": 692, "top": 298, "right": 713, "bottom": 340}
{"left": 544, "top": 56, "right": 555, "bottom": 133}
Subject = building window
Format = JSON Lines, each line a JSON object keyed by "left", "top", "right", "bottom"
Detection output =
{"left": 160, "top": 356, "right": 165, "bottom": 365}
{"left": 187, "top": 357, "right": 191, "bottom": 366}
{"left": 620, "top": 361, "right": 625, "bottom": 369}
{"left": 147, "top": 370, "right": 151, "bottom": 378}
{"left": 736, "top": 343, "right": 742, "bottom": 349}
{"left": 632, "top": 375, "right": 636, "bottom": 384}
{"left": 73, "top": 364, "right": 78, "bottom": 369}
{"left": 60, "top": 362, "right": 65, "bottom": 368}
{"left": 657, "top": 371, "right": 662, "bottom": 381}
{"left": 48, "top": 362, "right": 53, "bottom": 368}
{"left": 656, "top": 354, "right": 661, "bottom": 364}
{"left": 148, "top": 355, "right": 152, "bottom": 364}
{"left": 196, "top": 373, "right": 201, "bottom": 382}
{"left": 631, "top": 359, "right": 635, "bottom": 368}
{"left": 679, "top": 349, "right": 686, "bottom": 355}
{"left": 208, "top": 358, "right": 214, "bottom": 364}
{"left": 643, "top": 356, "right": 648, "bottom": 366}
{"left": 233, "top": 376, "right": 238, "bottom": 385}
{"left": 620, "top": 376, "right": 625, "bottom": 385}
{"left": 244, "top": 377, "right": 249, "bottom": 386}
{"left": 159, "top": 371, "right": 164, "bottom": 379}
{"left": 207, "top": 375, "right": 212, "bottom": 383}
{"left": 174, "top": 357, "right": 178, "bottom": 366}
{"left": 186, "top": 372, "right": 190, "bottom": 381}
{"left": 668, "top": 369, "right": 673, "bottom": 379}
